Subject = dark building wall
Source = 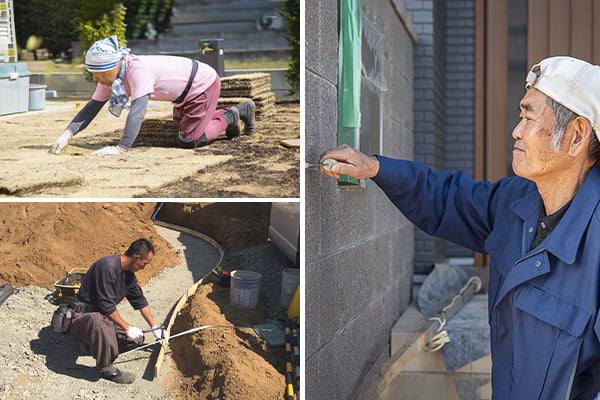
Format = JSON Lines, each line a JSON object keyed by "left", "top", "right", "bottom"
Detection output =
{"left": 406, "top": 0, "right": 448, "bottom": 273}
{"left": 305, "top": 0, "right": 416, "bottom": 398}
{"left": 443, "top": 0, "right": 476, "bottom": 258}
{"left": 444, "top": 0, "right": 475, "bottom": 175}
{"left": 408, "top": 0, "right": 475, "bottom": 271}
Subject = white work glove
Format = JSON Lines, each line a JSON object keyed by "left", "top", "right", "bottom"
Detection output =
{"left": 50, "top": 130, "right": 73, "bottom": 154}
{"left": 91, "top": 145, "right": 126, "bottom": 156}
{"left": 126, "top": 326, "right": 144, "bottom": 340}
{"left": 152, "top": 325, "right": 169, "bottom": 341}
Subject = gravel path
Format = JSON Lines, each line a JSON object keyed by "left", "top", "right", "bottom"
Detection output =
{"left": 0, "top": 226, "right": 221, "bottom": 400}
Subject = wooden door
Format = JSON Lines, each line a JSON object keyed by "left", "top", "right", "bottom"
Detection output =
{"left": 528, "top": 0, "right": 600, "bottom": 67}
{"left": 474, "top": 0, "right": 600, "bottom": 266}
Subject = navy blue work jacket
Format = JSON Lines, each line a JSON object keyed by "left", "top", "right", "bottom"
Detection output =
{"left": 372, "top": 156, "right": 600, "bottom": 399}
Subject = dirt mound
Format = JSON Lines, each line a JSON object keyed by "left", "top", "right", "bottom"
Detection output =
{"left": 156, "top": 203, "right": 289, "bottom": 400}
{"left": 169, "top": 282, "right": 285, "bottom": 400}
{"left": 0, "top": 203, "right": 180, "bottom": 289}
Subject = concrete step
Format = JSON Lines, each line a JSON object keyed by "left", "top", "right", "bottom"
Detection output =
{"left": 172, "top": 4, "right": 277, "bottom": 19}
{"left": 171, "top": 0, "right": 280, "bottom": 24}
{"left": 174, "top": 0, "right": 278, "bottom": 8}
{"left": 171, "top": 6, "right": 284, "bottom": 33}
{"left": 159, "top": 0, "right": 288, "bottom": 56}
{"left": 171, "top": 21, "right": 259, "bottom": 34}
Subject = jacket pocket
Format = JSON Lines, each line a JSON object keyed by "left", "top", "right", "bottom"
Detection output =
{"left": 516, "top": 284, "right": 591, "bottom": 337}
{"left": 512, "top": 284, "right": 591, "bottom": 399}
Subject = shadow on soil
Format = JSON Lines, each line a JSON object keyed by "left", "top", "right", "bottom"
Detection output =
{"left": 30, "top": 326, "right": 100, "bottom": 383}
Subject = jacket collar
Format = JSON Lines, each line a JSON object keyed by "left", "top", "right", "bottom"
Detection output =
{"left": 510, "top": 164, "right": 600, "bottom": 264}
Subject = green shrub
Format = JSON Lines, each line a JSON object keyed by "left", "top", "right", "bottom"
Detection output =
{"left": 124, "top": 0, "right": 173, "bottom": 39}
{"left": 79, "top": 3, "right": 128, "bottom": 54}
{"left": 279, "top": 0, "right": 300, "bottom": 95}
{"left": 78, "top": 3, "right": 127, "bottom": 79}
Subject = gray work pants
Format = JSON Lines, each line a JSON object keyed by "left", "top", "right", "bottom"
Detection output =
{"left": 67, "top": 312, "right": 144, "bottom": 369}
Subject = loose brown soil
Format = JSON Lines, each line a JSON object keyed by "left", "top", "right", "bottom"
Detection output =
{"left": 169, "top": 282, "right": 285, "bottom": 400}
{"left": 0, "top": 203, "right": 180, "bottom": 289}
{"left": 137, "top": 100, "right": 300, "bottom": 198}
{"left": 0, "top": 98, "right": 299, "bottom": 198}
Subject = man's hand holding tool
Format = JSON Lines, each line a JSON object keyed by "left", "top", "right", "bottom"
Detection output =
{"left": 315, "top": 144, "right": 381, "bottom": 179}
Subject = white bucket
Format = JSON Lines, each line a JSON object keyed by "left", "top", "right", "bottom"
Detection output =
{"left": 0, "top": 38, "right": 8, "bottom": 62}
{"left": 29, "top": 84, "right": 47, "bottom": 111}
{"left": 280, "top": 268, "right": 300, "bottom": 309}
{"left": 230, "top": 270, "right": 262, "bottom": 309}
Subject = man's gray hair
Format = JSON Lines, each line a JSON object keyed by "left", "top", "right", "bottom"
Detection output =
{"left": 546, "top": 97, "right": 600, "bottom": 162}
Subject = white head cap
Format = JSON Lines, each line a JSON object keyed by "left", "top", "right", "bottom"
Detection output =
{"left": 525, "top": 56, "right": 600, "bottom": 139}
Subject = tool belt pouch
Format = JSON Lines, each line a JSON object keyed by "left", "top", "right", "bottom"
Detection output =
{"left": 51, "top": 304, "right": 73, "bottom": 334}
{"left": 72, "top": 299, "right": 94, "bottom": 313}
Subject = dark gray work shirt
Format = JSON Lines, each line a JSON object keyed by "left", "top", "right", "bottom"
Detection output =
{"left": 531, "top": 200, "right": 572, "bottom": 249}
{"left": 77, "top": 254, "right": 148, "bottom": 315}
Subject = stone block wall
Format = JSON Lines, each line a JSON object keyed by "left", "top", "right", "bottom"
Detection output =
{"left": 305, "top": 0, "right": 416, "bottom": 398}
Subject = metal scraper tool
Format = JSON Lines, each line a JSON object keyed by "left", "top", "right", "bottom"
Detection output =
{"left": 305, "top": 158, "right": 339, "bottom": 171}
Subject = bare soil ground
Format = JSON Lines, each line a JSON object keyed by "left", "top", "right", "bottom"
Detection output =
{"left": 0, "top": 98, "right": 299, "bottom": 198}
{"left": 0, "top": 203, "right": 293, "bottom": 399}
{"left": 138, "top": 101, "right": 300, "bottom": 198}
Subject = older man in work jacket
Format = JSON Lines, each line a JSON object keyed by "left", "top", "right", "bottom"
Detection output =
{"left": 320, "top": 56, "right": 600, "bottom": 399}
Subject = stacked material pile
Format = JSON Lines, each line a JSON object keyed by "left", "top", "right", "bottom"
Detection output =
{"left": 0, "top": 283, "right": 17, "bottom": 306}
{"left": 218, "top": 73, "right": 277, "bottom": 120}
{"left": 137, "top": 119, "right": 179, "bottom": 146}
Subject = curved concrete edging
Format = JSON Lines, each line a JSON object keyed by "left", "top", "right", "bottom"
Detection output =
{"left": 152, "top": 220, "right": 225, "bottom": 377}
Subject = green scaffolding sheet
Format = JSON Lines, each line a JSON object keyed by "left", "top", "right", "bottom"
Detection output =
{"left": 337, "top": 0, "right": 361, "bottom": 185}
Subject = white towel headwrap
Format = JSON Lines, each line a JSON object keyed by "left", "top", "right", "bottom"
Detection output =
{"left": 84, "top": 36, "right": 130, "bottom": 72}
{"left": 85, "top": 36, "right": 131, "bottom": 117}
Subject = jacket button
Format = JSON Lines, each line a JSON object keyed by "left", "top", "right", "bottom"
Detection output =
{"left": 528, "top": 227, "right": 534, "bottom": 233}
{"left": 534, "top": 260, "right": 542, "bottom": 267}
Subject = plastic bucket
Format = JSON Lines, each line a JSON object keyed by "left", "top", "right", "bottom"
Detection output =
{"left": 280, "top": 268, "right": 300, "bottom": 308}
{"left": 230, "top": 270, "right": 262, "bottom": 309}
{"left": 29, "top": 84, "right": 47, "bottom": 111}
{"left": 0, "top": 38, "right": 8, "bottom": 62}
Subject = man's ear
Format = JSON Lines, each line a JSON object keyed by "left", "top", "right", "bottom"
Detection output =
{"left": 567, "top": 117, "right": 592, "bottom": 156}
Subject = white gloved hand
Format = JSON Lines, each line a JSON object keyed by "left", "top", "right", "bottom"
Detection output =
{"left": 91, "top": 145, "right": 126, "bottom": 156}
{"left": 152, "top": 326, "right": 169, "bottom": 341}
{"left": 50, "top": 130, "right": 73, "bottom": 154}
{"left": 126, "top": 326, "right": 144, "bottom": 339}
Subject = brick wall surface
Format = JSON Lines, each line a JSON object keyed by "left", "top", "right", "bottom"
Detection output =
{"left": 408, "top": 0, "right": 474, "bottom": 270}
